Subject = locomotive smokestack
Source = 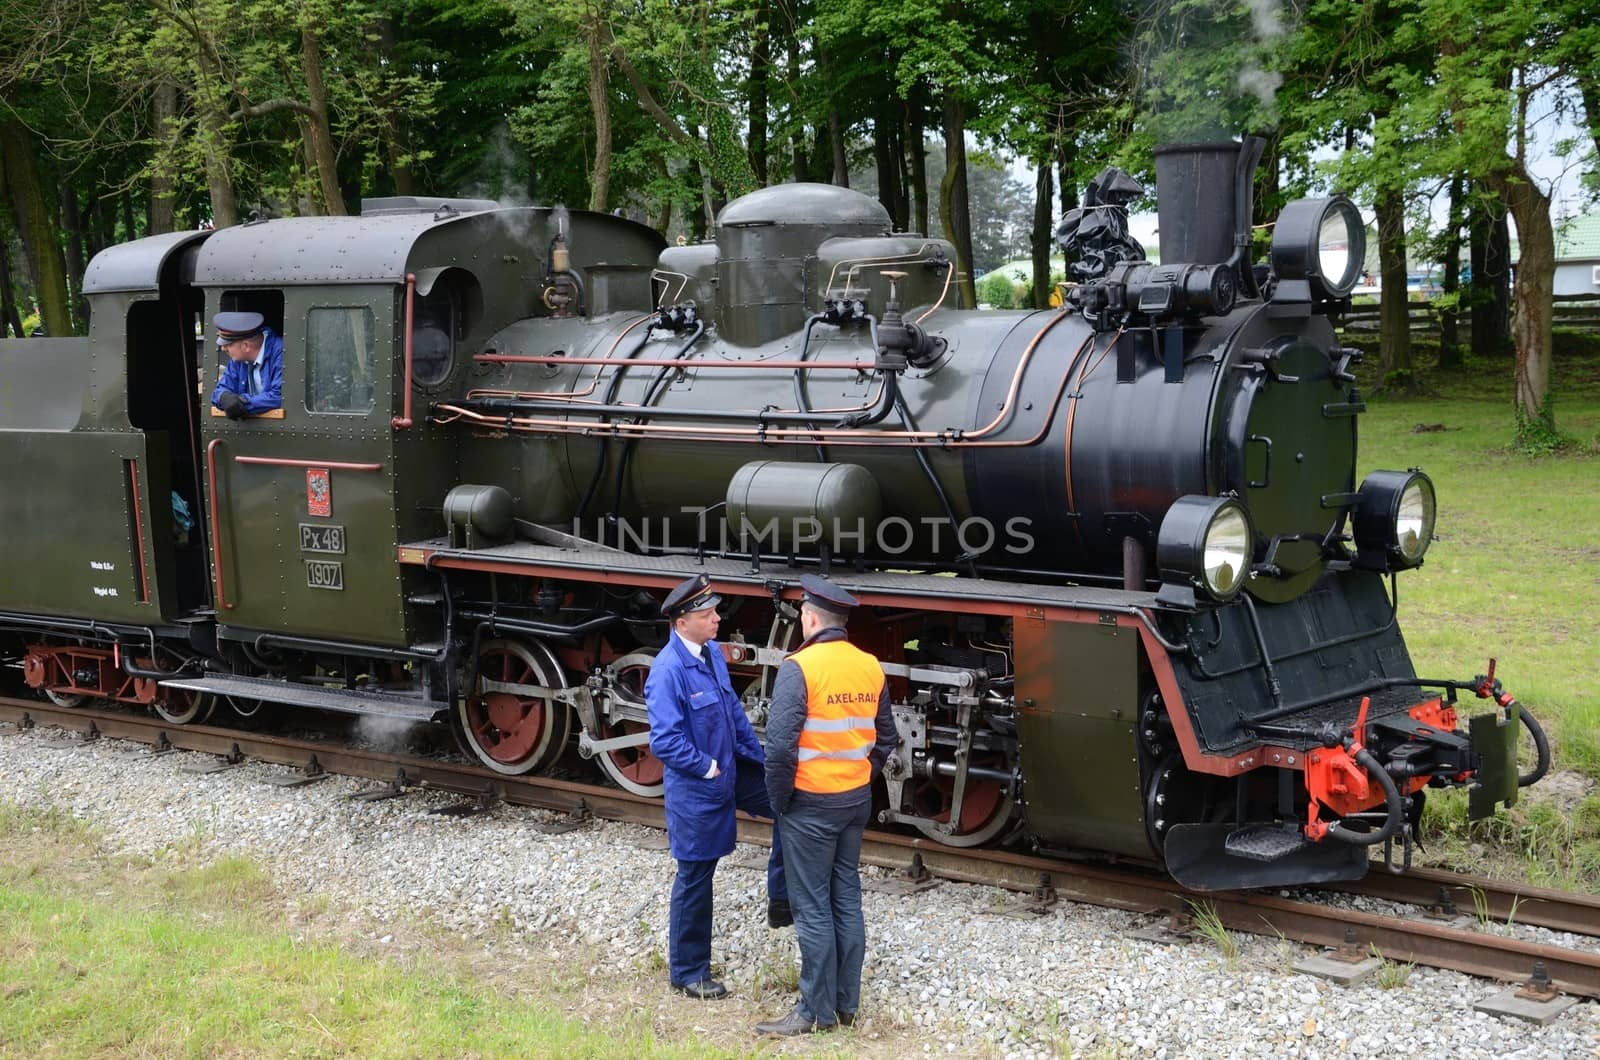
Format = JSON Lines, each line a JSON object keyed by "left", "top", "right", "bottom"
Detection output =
{"left": 1152, "top": 137, "right": 1265, "bottom": 297}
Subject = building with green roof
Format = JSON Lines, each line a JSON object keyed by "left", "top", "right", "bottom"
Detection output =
{"left": 1550, "top": 214, "right": 1600, "bottom": 296}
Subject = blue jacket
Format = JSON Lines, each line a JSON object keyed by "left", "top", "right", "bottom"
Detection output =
{"left": 210, "top": 329, "right": 284, "bottom": 415}
{"left": 645, "top": 633, "right": 765, "bottom": 860}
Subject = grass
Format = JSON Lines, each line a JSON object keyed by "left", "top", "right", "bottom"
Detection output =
{"left": 0, "top": 801, "right": 740, "bottom": 1059}
{"left": 1351, "top": 329, "right": 1600, "bottom": 886}
{"left": 1184, "top": 899, "right": 1241, "bottom": 966}
{"left": 1368, "top": 945, "right": 1416, "bottom": 990}
{"left": 1355, "top": 332, "right": 1600, "bottom": 735}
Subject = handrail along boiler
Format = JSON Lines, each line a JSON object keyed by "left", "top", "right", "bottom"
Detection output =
{"left": 0, "top": 140, "right": 1547, "bottom": 889}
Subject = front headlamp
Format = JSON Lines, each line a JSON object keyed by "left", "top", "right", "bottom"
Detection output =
{"left": 1352, "top": 470, "right": 1436, "bottom": 571}
{"left": 1269, "top": 196, "right": 1365, "bottom": 303}
{"left": 1155, "top": 496, "right": 1255, "bottom": 608}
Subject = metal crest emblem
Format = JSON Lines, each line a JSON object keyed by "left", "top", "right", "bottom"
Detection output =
{"left": 306, "top": 467, "right": 332, "bottom": 517}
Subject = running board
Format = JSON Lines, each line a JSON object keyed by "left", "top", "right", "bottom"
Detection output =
{"left": 161, "top": 674, "right": 445, "bottom": 722}
{"left": 1163, "top": 822, "right": 1369, "bottom": 891}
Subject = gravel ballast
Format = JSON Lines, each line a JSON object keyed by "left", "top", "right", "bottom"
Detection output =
{"left": 2, "top": 723, "right": 1596, "bottom": 1058}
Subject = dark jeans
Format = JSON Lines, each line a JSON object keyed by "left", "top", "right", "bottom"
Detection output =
{"left": 668, "top": 757, "right": 787, "bottom": 985}
{"left": 777, "top": 792, "right": 872, "bottom": 1025}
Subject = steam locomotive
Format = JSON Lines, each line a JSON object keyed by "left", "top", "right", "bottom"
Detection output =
{"left": 0, "top": 138, "right": 1547, "bottom": 889}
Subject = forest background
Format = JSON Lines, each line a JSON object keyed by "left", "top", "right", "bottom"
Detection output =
{"left": 1, "top": 0, "right": 1597, "bottom": 447}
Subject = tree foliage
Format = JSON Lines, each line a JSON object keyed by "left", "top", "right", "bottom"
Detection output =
{"left": 0, "top": 0, "right": 1592, "bottom": 451}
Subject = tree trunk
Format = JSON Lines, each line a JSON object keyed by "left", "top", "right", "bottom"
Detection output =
{"left": 1056, "top": 138, "right": 1078, "bottom": 216}
{"left": 585, "top": 14, "right": 612, "bottom": 211}
{"left": 872, "top": 103, "right": 905, "bottom": 228}
{"left": 89, "top": 191, "right": 112, "bottom": 258}
{"left": 1031, "top": 159, "right": 1054, "bottom": 309}
{"left": 897, "top": 99, "right": 915, "bottom": 231}
{"left": 0, "top": 117, "right": 72, "bottom": 336}
{"left": 1483, "top": 171, "right": 1555, "bottom": 439}
{"left": 374, "top": 17, "right": 415, "bottom": 196}
{"left": 150, "top": 84, "right": 178, "bottom": 234}
{"left": 785, "top": 30, "right": 808, "bottom": 182}
{"left": 832, "top": 108, "right": 857, "bottom": 185}
{"left": 815, "top": 47, "right": 847, "bottom": 186}
{"left": 893, "top": 105, "right": 909, "bottom": 229}
{"left": 292, "top": 115, "right": 322, "bottom": 216}
{"left": 828, "top": 107, "right": 848, "bottom": 186}
{"left": 60, "top": 185, "right": 87, "bottom": 331}
{"left": 1374, "top": 184, "right": 1413, "bottom": 388}
{"left": 0, "top": 226, "right": 22, "bottom": 336}
{"left": 121, "top": 191, "right": 136, "bottom": 244}
{"left": 301, "top": 29, "right": 346, "bottom": 216}
{"left": 747, "top": 0, "right": 770, "bottom": 186}
{"left": 202, "top": 132, "right": 236, "bottom": 228}
{"left": 652, "top": 156, "right": 672, "bottom": 234}
{"left": 791, "top": 130, "right": 810, "bottom": 183}
{"left": 192, "top": 72, "right": 238, "bottom": 228}
{"left": 938, "top": 92, "right": 977, "bottom": 309}
{"left": 908, "top": 85, "right": 929, "bottom": 236}
{"left": 699, "top": 154, "right": 717, "bottom": 233}
{"left": 1439, "top": 174, "right": 1464, "bottom": 369}
{"left": 1469, "top": 188, "right": 1511, "bottom": 358}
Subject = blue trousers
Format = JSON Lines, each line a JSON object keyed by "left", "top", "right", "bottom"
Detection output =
{"left": 668, "top": 758, "right": 787, "bottom": 985}
{"left": 777, "top": 792, "right": 872, "bottom": 1025}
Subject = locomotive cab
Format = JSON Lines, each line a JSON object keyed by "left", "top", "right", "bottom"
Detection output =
{"left": 0, "top": 229, "right": 217, "bottom": 627}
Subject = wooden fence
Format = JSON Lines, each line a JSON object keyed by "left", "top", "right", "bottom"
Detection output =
{"left": 1337, "top": 293, "right": 1600, "bottom": 335}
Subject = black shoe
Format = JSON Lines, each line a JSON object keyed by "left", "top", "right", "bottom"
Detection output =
{"left": 755, "top": 1006, "right": 831, "bottom": 1036}
{"left": 767, "top": 899, "right": 793, "bottom": 929}
{"left": 837, "top": 1012, "right": 856, "bottom": 1027}
{"left": 671, "top": 979, "right": 728, "bottom": 1000}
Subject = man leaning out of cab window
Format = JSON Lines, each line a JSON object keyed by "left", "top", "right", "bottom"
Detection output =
{"left": 210, "top": 311, "right": 283, "bottom": 419}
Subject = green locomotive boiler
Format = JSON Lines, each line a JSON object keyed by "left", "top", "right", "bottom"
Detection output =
{"left": 0, "top": 140, "right": 1545, "bottom": 888}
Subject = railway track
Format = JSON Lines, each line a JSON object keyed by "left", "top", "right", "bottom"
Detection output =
{"left": 4, "top": 695, "right": 1597, "bottom": 1002}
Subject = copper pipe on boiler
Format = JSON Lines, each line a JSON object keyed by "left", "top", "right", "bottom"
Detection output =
{"left": 914, "top": 261, "right": 955, "bottom": 324}
{"left": 456, "top": 309, "right": 1084, "bottom": 446}
{"left": 475, "top": 353, "right": 879, "bottom": 370}
{"left": 1062, "top": 328, "right": 1122, "bottom": 549}
{"left": 431, "top": 335, "right": 1092, "bottom": 450}
{"left": 470, "top": 315, "right": 659, "bottom": 403}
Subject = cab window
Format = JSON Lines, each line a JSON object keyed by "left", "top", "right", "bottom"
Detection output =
{"left": 411, "top": 286, "right": 456, "bottom": 386}
{"left": 306, "top": 306, "right": 375, "bottom": 413}
{"left": 215, "top": 290, "right": 285, "bottom": 380}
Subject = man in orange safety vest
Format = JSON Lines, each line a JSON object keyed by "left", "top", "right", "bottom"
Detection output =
{"left": 756, "top": 575, "right": 896, "bottom": 1036}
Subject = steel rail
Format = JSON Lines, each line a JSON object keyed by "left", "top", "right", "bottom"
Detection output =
{"left": 4, "top": 697, "right": 1598, "bottom": 999}
{"left": 0, "top": 698, "right": 661, "bottom": 825}
{"left": 1335, "top": 863, "right": 1600, "bottom": 939}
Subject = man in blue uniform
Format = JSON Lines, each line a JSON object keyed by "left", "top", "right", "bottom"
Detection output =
{"left": 210, "top": 311, "right": 283, "bottom": 418}
{"left": 645, "top": 574, "right": 789, "bottom": 1001}
{"left": 757, "top": 575, "right": 896, "bottom": 1035}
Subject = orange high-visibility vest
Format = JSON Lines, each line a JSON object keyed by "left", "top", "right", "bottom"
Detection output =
{"left": 791, "top": 639, "right": 883, "bottom": 794}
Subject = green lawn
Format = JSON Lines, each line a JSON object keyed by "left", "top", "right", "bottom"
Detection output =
{"left": 1351, "top": 331, "right": 1600, "bottom": 885}
{"left": 0, "top": 804, "right": 747, "bottom": 1059}
{"left": 1355, "top": 333, "right": 1600, "bottom": 772}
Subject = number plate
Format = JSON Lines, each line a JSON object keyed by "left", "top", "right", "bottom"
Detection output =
{"left": 299, "top": 523, "right": 346, "bottom": 554}
{"left": 305, "top": 560, "right": 344, "bottom": 590}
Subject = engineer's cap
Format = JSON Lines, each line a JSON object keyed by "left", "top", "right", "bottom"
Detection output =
{"left": 800, "top": 574, "right": 858, "bottom": 612}
{"left": 662, "top": 574, "right": 721, "bottom": 619}
{"left": 213, "top": 311, "right": 265, "bottom": 346}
